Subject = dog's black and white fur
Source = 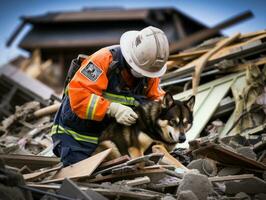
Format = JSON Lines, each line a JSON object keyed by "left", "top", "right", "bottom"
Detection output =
{"left": 95, "top": 93, "right": 195, "bottom": 159}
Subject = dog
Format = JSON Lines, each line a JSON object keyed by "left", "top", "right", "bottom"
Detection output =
{"left": 95, "top": 92, "right": 195, "bottom": 160}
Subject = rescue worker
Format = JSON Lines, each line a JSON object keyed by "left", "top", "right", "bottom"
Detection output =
{"left": 51, "top": 26, "right": 169, "bottom": 166}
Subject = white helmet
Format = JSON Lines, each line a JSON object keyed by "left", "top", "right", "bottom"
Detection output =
{"left": 120, "top": 26, "right": 169, "bottom": 78}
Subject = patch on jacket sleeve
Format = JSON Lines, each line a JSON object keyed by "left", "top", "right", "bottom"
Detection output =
{"left": 81, "top": 62, "right": 103, "bottom": 82}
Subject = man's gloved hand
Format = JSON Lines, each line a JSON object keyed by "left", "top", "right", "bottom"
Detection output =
{"left": 107, "top": 102, "right": 138, "bottom": 126}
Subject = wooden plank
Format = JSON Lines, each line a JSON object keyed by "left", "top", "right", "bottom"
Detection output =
{"left": 193, "top": 143, "right": 266, "bottom": 170}
{"left": 23, "top": 165, "right": 62, "bottom": 181}
{"left": 88, "top": 168, "right": 167, "bottom": 183}
{"left": 169, "top": 10, "right": 253, "bottom": 52}
{"left": 27, "top": 183, "right": 62, "bottom": 190}
{"left": 43, "top": 148, "right": 111, "bottom": 183}
{"left": 168, "top": 49, "right": 209, "bottom": 60}
{"left": 174, "top": 73, "right": 246, "bottom": 148}
{"left": 126, "top": 176, "right": 151, "bottom": 186}
{"left": 168, "top": 31, "right": 266, "bottom": 63}
{"left": 92, "top": 188, "right": 162, "bottom": 200}
{"left": 0, "top": 154, "right": 60, "bottom": 171}
{"left": 96, "top": 155, "right": 130, "bottom": 171}
{"left": 27, "top": 183, "right": 163, "bottom": 200}
{"left": 209, "top": 174, "right": 254, "bottom": 182}
{"left": 240, "top": 30, "right": 266, "bottom": 39}
{"left": 162, "top": 33, "right": 266, "bottom": 81}
{"left": 33, "top": 103, "right": 60, "bottom": 118}
{"left": 221, "top": 56, "right": 266, "bottom": 73}
{"left": 192, "top": 33, "right": 240, "bottom": 94}
{"left": 210, "top": 33, "right": 266, "bottom": 60}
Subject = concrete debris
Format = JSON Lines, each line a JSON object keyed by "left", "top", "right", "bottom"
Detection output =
{"left": 177, "top": 190, "right": 198, "bottom": 200}
{"left": 235, "top": 192, "right": 251, "bottom": 200}
{"left": 225, "top": 177, "right": 266, "bottom": 195}
{"left": 187, "top": 158, "right": 217, "bottom": 176}
{"left": 218, "top": 167, "right": 242, "bottom": 177}
{"left": 236, "top": 147, "right": 257, "bottom": 160}
{"left": 0, "top": 159, "right": 33, "bottom": 200}
{"left": 1, "top": 29, "right": 266, "bottom": 199}
{"left": 254, "top": 193, "right": 266, "bottom": 200}
{"left": 177, "top": 173, "right": 213, "bottom": 200}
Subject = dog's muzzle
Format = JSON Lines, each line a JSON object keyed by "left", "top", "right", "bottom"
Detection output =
{"left": 178, "top": 134, "right": 186, "bottom": 143}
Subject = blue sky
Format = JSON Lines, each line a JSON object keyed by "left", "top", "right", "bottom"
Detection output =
{"left": 0, "top": 0, "right": 265, "bottom": 66}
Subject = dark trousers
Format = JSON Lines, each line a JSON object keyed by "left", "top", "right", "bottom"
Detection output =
{"left": 52, "top": 134, "right": 97, "bottom": 166}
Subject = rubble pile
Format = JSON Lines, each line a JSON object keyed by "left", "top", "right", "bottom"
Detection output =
{"left": 0, "top": 101, "right": 60, "bottom": 157}
{"left": 1, "top": 30, "right": 266, "bottom": 199}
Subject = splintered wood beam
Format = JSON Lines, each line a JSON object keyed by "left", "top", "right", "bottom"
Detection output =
{"left": 162, "top": 33, "right": 266, "bottom": 81}
{"left": 96, "top": 155, "right": 130, "bottom": 171}
{"left": 192, "top": 32, "right": 240, "bottom": 95}
{"left": 23, "top": 165, "right": 63, "bottom": 181}
{"left": 0, "top": 154, "right": 60, "bottom": 171}
{"left": 87, "top": 168, "right": 166, "bottom": 183}
{"left": 169, "top": 10, "right": 253, "bottom": 53}
{"left": 209, "top": 174, "right": 255, "bottom": 182}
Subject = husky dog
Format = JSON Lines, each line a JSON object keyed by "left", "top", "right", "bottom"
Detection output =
{"left": 96, "top": 93, "right": 195, "bottom": 159}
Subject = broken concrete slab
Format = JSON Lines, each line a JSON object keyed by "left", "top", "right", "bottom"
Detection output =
{"left": 0, "top": 64, "right": 59, "bottom": 121}
{"left": 177, "top": 172, "right": 213, "bottom": 200}
{"left": 235, "top": 192, "right": 251, "bottom": 200}
{"left": 58, "top": 178, "right": 108, "bottom": 200}
{"left": 161, "top": 194, "right": 177, "bottom": 200}
{"left": 177, "top": 190, "right": 198, "bottom": 200}
{"left": 187, "top": 158, "right": 217, "bottom": 176}
{"left": 218, "top": 167, "right": 241, "bottom": 176}
{"left": 225, "top": 177, "right": 266, "bottom": 195}
{"left": 192, "top": 143, "right": 266, "bottom": 170}
{"left": 254, "top": 193, "right": 266, "bottom": 200}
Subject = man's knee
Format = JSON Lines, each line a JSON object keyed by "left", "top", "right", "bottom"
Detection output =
{"left": 59, "top": 146, "right": 89, "bottom": 166}
{"left": 52, "top": 134, "right": 97, "bottom": 166}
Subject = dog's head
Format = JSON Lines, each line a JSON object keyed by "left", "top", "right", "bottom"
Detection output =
{"left": 157, "top": 93, "right": 195, "bottom": 144}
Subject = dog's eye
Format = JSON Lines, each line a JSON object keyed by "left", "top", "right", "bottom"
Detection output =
{"left": 169, "top": 119, "right": 177, "bottom": 126}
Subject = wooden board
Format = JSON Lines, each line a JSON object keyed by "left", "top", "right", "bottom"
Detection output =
{"left": 209, "top": 174, "right": 254, "bottom": 182}
{"left": 96, "top": 155, "right": 130, "bottom": 171}
{"left": 169, "top": 10, "right": 253, "bottom": 52}
{"left": 23, "top": 165, "right": 62, "bottom": 181}
{"left": 163, "top": 33, "right": 266, "bottom": 81}
{"left": 193, "top": 143, "right": 266, "bottom": 170}
{"left": 192, "top": 33, "right": 240, "bottom": 94}
{"left": 0, "top": 154, "right": 59, "bottom": 171}
{"left": 174, "top": 73, "right": 246, "bottom": 148}
{"left": 88, "top": 168, "right": 167, "bottom": 183}
{"left": 168, "top": 49, "right": 209, "bottom": 60}
{"left": 42, "top": 149, "right": 111, "bottom": 183}
{"left": 26, "top": 183, "right": 162, "bottom": 200}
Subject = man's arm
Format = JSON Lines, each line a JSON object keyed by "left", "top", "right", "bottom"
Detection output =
{"left": 68, "top": 48, "right": 112, "bottom": 121}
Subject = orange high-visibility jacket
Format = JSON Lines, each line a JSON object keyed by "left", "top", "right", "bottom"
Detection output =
{"left": 68, "top": 45, "right": 165, "bottom": 122}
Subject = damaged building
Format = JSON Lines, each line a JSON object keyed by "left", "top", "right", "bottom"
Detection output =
{"left": 6, "top": 7, "right": 220, "bottom": 88}
{"left": 0, "top": 6, "right": 266, "bottom": 200}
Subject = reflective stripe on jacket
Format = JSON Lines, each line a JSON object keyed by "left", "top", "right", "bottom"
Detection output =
{"left": 51, "top": 124, "right": 98, "bottom": 144}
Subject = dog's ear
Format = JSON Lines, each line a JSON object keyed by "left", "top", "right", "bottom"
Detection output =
{"left": 162, "top": 92, "right": 174, "bottom": 108}
{"left": 185, "top": 95, "right": 195, "bottom": 111}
